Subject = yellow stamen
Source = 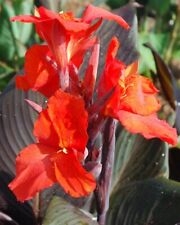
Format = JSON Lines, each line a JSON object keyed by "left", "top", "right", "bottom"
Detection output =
{"left": 34, "top": 7, "right": 40, "bottom": 17}
{"left": 57, "top": 147, "right": 68, "bottom": 154}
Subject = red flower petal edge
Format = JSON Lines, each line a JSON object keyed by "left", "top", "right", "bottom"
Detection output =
{"left": 82, "top": 4, "right": 129, "bottom": 30}
{"left": 8, "top": 144, "right": 56, "bottom": 202}
{"left": 117, "top": 110, "right": 178, "bottom": 145}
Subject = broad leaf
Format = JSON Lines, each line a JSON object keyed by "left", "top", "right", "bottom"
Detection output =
{"left": 113, "top": 129, "right": 137, "bottom": 182}
{"left": 0, "top": 171, "right": 37, "bottom": 225}
{"left": 107, "top": 135, "right": 180, "bottom": 225}
{"left": 0, "top": 211, "right": 19, "bottom": 225}
{"left": 0, "top": 82, "right": 45, "bottom": 174}
{"left": 43, "top": 196, "right": 98, "bottom": 225}
{"left": 108, "top": 177, "right": 180, "bottom": 225}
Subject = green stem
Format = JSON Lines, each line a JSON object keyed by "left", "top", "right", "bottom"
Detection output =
{"left": 164, "top": 4, "right": 180, "bottom": 63}
{"left": 0, "top": 61, "right": 14, "bottom": 71}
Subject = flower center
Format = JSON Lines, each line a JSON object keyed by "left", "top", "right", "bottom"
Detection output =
{"left": 118, "top": 78, "right": 134, "bottom": 100}
{"left": 57, "top": 147, "right": 68, "bottom": 154}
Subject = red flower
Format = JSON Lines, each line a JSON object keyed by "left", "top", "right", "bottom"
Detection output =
{"left": 12, "top": 5, "right": 129, "bottom": 92}
{"left": 8, "top": 90, "right": 96, "bottom": 201}
{"left": 11, "top": 5, "right": 129, "bottom": 32}
{"left": 98, "top": 37, "right": 177, "bottom": 145}
{"left": 16, "top": 45, "right": 59, "bottom": 98}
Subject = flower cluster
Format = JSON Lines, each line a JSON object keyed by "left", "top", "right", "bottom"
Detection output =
{"left": 8, "top": 5, "right": 177, "bottom": 202}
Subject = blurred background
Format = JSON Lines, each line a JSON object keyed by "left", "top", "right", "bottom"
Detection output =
{"left": 0, "top": 0, "right": 179, "bottom": 91}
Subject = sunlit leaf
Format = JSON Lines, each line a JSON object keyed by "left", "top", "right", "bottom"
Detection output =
{"left": 0, "top": 0, "right": 33, "bottom": 61}
{"left": 138, "top": 33, "right": 169, "bottom": 74}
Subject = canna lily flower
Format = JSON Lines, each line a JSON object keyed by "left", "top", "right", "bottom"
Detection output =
{"left": 98, "top": 37, "right": 177, "bottom": 145}
{"left": 11, "top": 5, "right": 129, "bottom": 33}
{"left": 12, "top": 5, "right": 129, "bottom": 91}
{"left": 8, "top": 90, "right": 96, "bottom": 201}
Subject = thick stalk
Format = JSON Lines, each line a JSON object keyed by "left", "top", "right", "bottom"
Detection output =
{"left": 95, "top": 118, "right": 116, "bottom": 225}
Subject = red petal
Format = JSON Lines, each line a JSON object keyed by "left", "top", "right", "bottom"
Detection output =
{"left": 11, "top": 7, "right": 56, "bottom": 22}
{"left": 105, "top": 37, "right": 119, "bottom": 63}
{"left": 69, "top": 36, "right": 97, "bottom": 69}
{"left": 119, "top": 75, "right": 160, "bottom": 115}
{"left": 83, "top": 40, "right": 100, "bottom": 102}
{"left": 47, "top": 90, "right": 88, "bottom": 152}
{"left": 11, "top": 7, "right": 90, "bottom": 32}
{"left": 8, "top": 144, "right": 56, "bottom": 202}
{"left": 10, "top": 15, "right": 41, "bottom": 23}
{"left": 33, "top": 110, "right": 59, "bottom": 148}
{"left": 97, "top": 38, "right": 125, "bottom": 98}
{"left": 37, "top": 6, "right": 57, "bottom": 19}
{"left": 54, "top": 151, "right": 96, "bottom": 197}
{"left": 30, "top": 20, "right": 69, "bottom": 75}
{"left": 58, "top": 17, "right": 89, "bottom": 32}
{"left": 98, "top": 59, "right": 125, "bottom": 97}
{"left": 116, "top": 110, "right": 178, "bottom": 145}
{"left": 83, "top": 19, "right": 102, "bottom": 37}
{"left": 82, "top": 4, "right": 129, "bottom": 29}
{"left": 16, "top": 45, "right": 59, "bottom": 97}
{"left": 36, "top": 20, "right": 97, "bottom": 73}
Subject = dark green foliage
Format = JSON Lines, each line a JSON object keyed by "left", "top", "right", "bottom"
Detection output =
{"left": 0, "top": 0, "right": 34, "bottom": 91}
{"left": 107, "top": 136, "right": 180, "bottom": 225}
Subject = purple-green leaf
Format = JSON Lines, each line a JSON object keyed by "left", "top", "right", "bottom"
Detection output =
{"left": 144, "top": 43, "right": 175, "bottom": 109}
{"left": 144, "top": 43, "right": 180, "bottom": 134}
